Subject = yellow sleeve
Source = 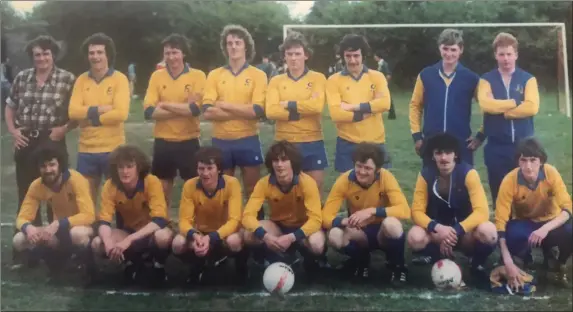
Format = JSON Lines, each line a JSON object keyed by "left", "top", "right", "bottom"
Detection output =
{"left": 378, "top": 170, "right": 410, "bottom": 220}
{"left": 411, "top": 174, "right": 433, "bottom": 230}
{"left": 68, "top": 77, "right": 89, "bottom": 120}
{"left": 178, "top": 180, "right": 196, "bottom": 237}
{"left": 202, "top": 70, "right": 219, "bottom": 106}
{"left": 547, "top": 165, "right": 573, "bottom": 215}
{"left": 362, "top": 72, "right": 390, "bottom": 113}
{"left": 215, "top": 178, "right": 243, "bottom": 239}
{"left": 503, "top": 77, "right": 540, "bottom": 119}
{"left": 294, "top": 74, "right": 326, "bottom": 116}
{"left": 409, "top": 75, "right": 424, "bottom": 139}
{"left": 98, "top": 180, "right": 117, "bottom": 225}
{"left": 327, "top": 77, "right": 359, "bottom": 123}
{"left": 494, "top": 174, "right": 515, "bottom": 236}
{"left": 66, "top": 174, "right": 95, "bottom": 228}
{"left": 321, "top": 175, "right": 348, "bottom": 229}
{"left": 251, "top": 70, "right": 267, "bottom": 116}
{"left": 264, "top": 76, "right": 289, "bottom": 121}
{"left": 477, "top": 79, "right": 517, "bottom": 114}
{"left": 297, "top": 177, "right": 322, "bottom": 239}
{"left": 143, "top": 72, "right": 160, "bottom": 110}
{"left": 458, "top": 169, "right": 489, "bottom": 234}
{"left": 16, "top": 179, "right": 45, "bottom": 231}
{"left": 241, "top": 178, "right": 267, "bottom": 236}
{"left": 99, "top": 74, "right": 130, "bottom": 125}
{"left": 146, "top": 175, "right": 169, "bottom": 227}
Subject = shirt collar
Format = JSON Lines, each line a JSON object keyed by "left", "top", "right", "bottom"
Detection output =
{"left": 45, "top": 169, "right": 71, "bottom": 193}
{"left": 287, "top": 67, "right": 309, "bottom": 82}
{"left": 340, "top": 65, "right": 368, "bottom": 81}
{"left": 348, "top": 169, "right": 380, "bottom": 189}
{"left": 88, "top": 67, "right": 115, "bottom": 82}
{"left": 123, "top": 178, "right": 145, "bottom": 199}
{"left": 439, "top": 61, "right": 458, "bottom": 79}
{"left": 517, "top": 166, "right": 546, "bottom": 190}
{"left": 28, "top": 67, "right": 58, "bottom": 86}
{"left": 167, "top": 63, "right": 190, "bottom": 80}
{"left": 196, "top": 175, "right": 226, "bottom": 198}
{"left": 269, "top": 173, "right": 299, "bottom": 193}
{"left": 224, "top": 62, "right": 249, "bottom": 76}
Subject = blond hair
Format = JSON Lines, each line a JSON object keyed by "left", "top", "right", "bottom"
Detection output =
{"left": 219, "top": 24, "right": 256, "bottom": 62}
{"left": 493, "top": 32, "right": 518, "bottom": 52}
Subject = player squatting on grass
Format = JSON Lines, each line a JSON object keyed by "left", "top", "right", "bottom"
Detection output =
{"left": 8, "top": 27, "right": 572, "bottom": 294}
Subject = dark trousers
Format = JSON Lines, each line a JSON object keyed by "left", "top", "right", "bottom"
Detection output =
{"left": 13, "top": 131, "right": 66, "bottom": 230}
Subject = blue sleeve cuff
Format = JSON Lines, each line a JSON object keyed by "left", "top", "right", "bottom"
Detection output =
{"left": 144, "top": 106, "right": 155, "bottom": 120}
{"left": 21, "top": 222, "right": 31, "bottom": 235}
{"left": 498, "top": 231, "right": 505, "bottom": 239}
{"left": 412, "top": 132, "right": 423, "bottom": 142}
{"left": 254, "top": 226, "right": 267, "bottom": 240}
{"left": 151, "top": 217, "right": 167, "bottom": 228}
{"left": 453, "top": 223, "right": 465, "bottom": 236}
{"left": 58, "top": 217, "right": 70, "bottom": 232}
{"left": 97, "top": 220, "right": 112, "bottom": 229}
{"left": 287, "top": 101, "right": 298, "bottom": 113}
{"left": 427, "top": 220, "right": 438, "bottom": 233}
{"left": 189, "top": 103, "right": 200, "bottom": 117}
{"left": 359, "top": 102, "right": 372, "bottom": 113}
{"left": 352, "top": 111, "right": 364, "bottom": 122}
{"left": 87, "top": 106, "right": 101, "bottom": 126}
{"left": 202, "top": 104, "right": 213, "bottom": 113}
{"left": 332, "top": 217, "right": 344, "bottom": 228}
{"left": 562, "top": 208, "right": 572, "bottom": 217}
{"left": 208, "top": 232, "right": 221, "bottom": 244}
{"left": 186, "top": 229, "right": 196, "bottom": 241}
{"left": 475, "top": 131, "right": 487, "bottom": 142}
{"left": 288, "top": 111, "right": 300, "bottom": 121}
{"left": 375, "top": 207, "right": 387, "bottom": 218}
{"left": 253, "top": 104, "right": 265, "bottom": 118}
{"left": 293, "top": 229, "right": 306, "bottom": 241}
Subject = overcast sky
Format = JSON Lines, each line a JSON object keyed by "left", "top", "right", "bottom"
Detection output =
{"left": 10, "top": 1, "right": 315, "bottom": 18}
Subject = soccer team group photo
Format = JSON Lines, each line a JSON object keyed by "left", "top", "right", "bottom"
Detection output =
{"left": 1, "top": 0, "right": 572, "bottom": 310}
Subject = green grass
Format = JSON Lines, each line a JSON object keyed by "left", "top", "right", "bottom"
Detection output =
{"left": 1, "top": 91, "right": 571, "bottom": 311}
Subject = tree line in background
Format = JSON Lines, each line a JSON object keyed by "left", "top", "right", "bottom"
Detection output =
{"left": 2, "top": 1, "right": 571, "bottom": 94}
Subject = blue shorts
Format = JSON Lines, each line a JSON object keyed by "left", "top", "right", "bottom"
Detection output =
{"left": 277, "top": 223, "right": 299, "bottom": 235}
{"left": 295, "top": 140, "right": 328, "bottom": 171}
{"left": 77, "top": 152, "right": 110, "bottom": 178}
{"left": 363, "top": 223, "right": 383, "bottom": 249}
{"left": 505, "top": 219, "right": 573, "bottom": 258}
{"left": 334, "top": 137, "right": 391, "bottom": 173}
{"left": 212, "top": 135, "right": 264, "bottom": 170}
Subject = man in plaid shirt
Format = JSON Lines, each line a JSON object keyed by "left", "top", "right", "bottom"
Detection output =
{"left": 4, "top": 35, "right": 76, "bottom": 263}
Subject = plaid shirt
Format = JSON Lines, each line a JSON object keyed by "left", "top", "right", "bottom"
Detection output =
{"left": 6, "top": 67, "right": 76, "bottom": 130}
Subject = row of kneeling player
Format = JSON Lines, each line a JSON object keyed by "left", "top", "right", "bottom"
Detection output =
{"left": 13, "top": 134, "right": 572, "bottom": 289}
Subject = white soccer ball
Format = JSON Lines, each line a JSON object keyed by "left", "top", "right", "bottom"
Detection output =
{"left": 262, "top": 262, "right": 295, "bottom": 295}
{"left": 431, "top": 259, "right": 462, "bottom": 289}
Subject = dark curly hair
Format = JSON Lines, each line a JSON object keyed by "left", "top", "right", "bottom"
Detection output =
{"left": 81, "top": 32, "right": 116, "bottom": 67}
{"left": 264, "top": 140, "right": 302, "bottom": 176}
{"left": 25, "top": 35, "right": 60, "bottom": 60}
{"left": 108, "top": 145, "right": 150, "bottom": 187}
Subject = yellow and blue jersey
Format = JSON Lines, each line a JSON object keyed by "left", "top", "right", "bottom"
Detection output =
{"left": 202, "top": 63, "right": 267, "bottom": 140}
{"left": 322, "top": 168, "right": 410, "bottom": 229}
{"left": 68, "top": 69, "right": 130, "bottom": 153}
{"left": 265, "top": 68, "right": 326, "bottom": 143}
{"left": 326, "top": 66, "right": 391, "bottom": 144}
{"left": 143, "top": 65, "right": 207, "bottom": 141}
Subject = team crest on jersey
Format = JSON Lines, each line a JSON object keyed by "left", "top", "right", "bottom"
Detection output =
{"left": 142, "top": 201, "right": 150, "bottom": 212}
{"left": 106, "top": 87, "right": 113, "bottom": 95}
{"left": 307, "top": 82, "right": 313, "bottom": 89}
{"left": 68, "top": 192, "right": 75, "bottom": 201}
{"left": 245, "top": 78, "right": 251, "bottom": 86}
{"left": 515, "top": 85, "right": 524, "bottom": 94}
{"left": 355, "top": 195, "right": 360, "bottom": 200}
{"left": 370, "top": 84, "right": 376, "bottom": 90}
{"left": 184, "top": 84, "right": 191, "bottom": 92}
{"left": 296, "top": 196, "right": 302, "bottom": 202}
{"left": 162, "top": 85, "right": 167, "bottom": 89}
{"left": 547, "top": 190, "right": 554, "bottom": 197}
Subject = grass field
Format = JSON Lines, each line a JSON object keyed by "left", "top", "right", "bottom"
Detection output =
{"left": 1, "top": 91, "right": 572, "bottom": 311}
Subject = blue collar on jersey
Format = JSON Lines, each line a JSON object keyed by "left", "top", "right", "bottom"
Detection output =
{"left": 224, "top": 62, "right": 250, "bottom": 76}
{"left": 287, "top": 66, "right": 309, "bottom": 82}
{"left": 166, "top": 63, "right": 190, "bottom": 80}
{"left": 45, "top": 169, "right": 71, "bottom": 193}
{"left": 269, "top": 173, "right": 300, "bottom": 194}
{"left": 341, "top": 65, "right": 368, "bottom": 81}
{"left": 88, "top": 67, "right": 115, "bottom": 83}
{"left": 196, "top": 175, "right": 226, "bottom": 198}
{"left": 517, "top": 165, "right": 546, "bottom": 190}
{"left": 348, "top": 169, "right": 380, "bottom": 189}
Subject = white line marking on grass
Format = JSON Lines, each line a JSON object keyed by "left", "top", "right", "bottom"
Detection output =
{"left": 1, "top": 223, "right": 14, "bottom": 227}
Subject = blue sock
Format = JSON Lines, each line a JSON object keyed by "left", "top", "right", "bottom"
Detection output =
{"left": 342, "top": 241, "right": 361, "bottom": 258}
{"left": 385, "top": 233, "right": 406, "bottom": 267}
{"left": 471, "top": 240, "right": 495, "bottom": 269}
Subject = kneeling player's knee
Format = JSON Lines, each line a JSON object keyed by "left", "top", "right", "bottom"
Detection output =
{"left": 171, "top": 235, "right": 187, "bottom": 255}
{"left": 307, "top": 231, "right": 326, "bottom": 255}
{"left": 154, "top": 228, "right": 174, "bottom": 249}
{"left": 91, "top": 236, "right": 105, "bottom": 255}
{"left": 242, "top": 230, "right": 259, "bottom": 246}
{"left": 327, "top": 228, "right": 345, "bottom": 249}
{"left": 407, "top": 226, "right": 429, "bottom": 251}
{"left": 381, "top": 217, "right": 403, "bottom": 239}
{"left": 226, "top": 233, "right": 243, "bottom": 253}
{"left": 474, "top": 221, "right": 498, "bottom": 246}
{"left": 13, "top": 232, "right": 29, "bottom": 252}
{"left": 70, "top": 226, "right": 93, "bottom": 247}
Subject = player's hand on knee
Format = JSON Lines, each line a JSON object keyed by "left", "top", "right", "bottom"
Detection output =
{"left": 528, "top": 228, "right": 548, "bottom": 248}
{"left": 276, "top": 234, "right": 295, "bottom": 252}
{"left": 263, "top": 234, "right": 284, "bottom": 253}
{"left": 41, "top": 222, "right": 58, "bottom": 242}
{"left": 348, "top": 210, "right": 373, "bottom": 228}
{"left": 435, "top": 224, "right": 457, "bottom": 245}
{"left": 26, "top": 226, "right": 42, "bottom": 245}
{"left": 440, "top": 241, "right": 454, "bottom": 258}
